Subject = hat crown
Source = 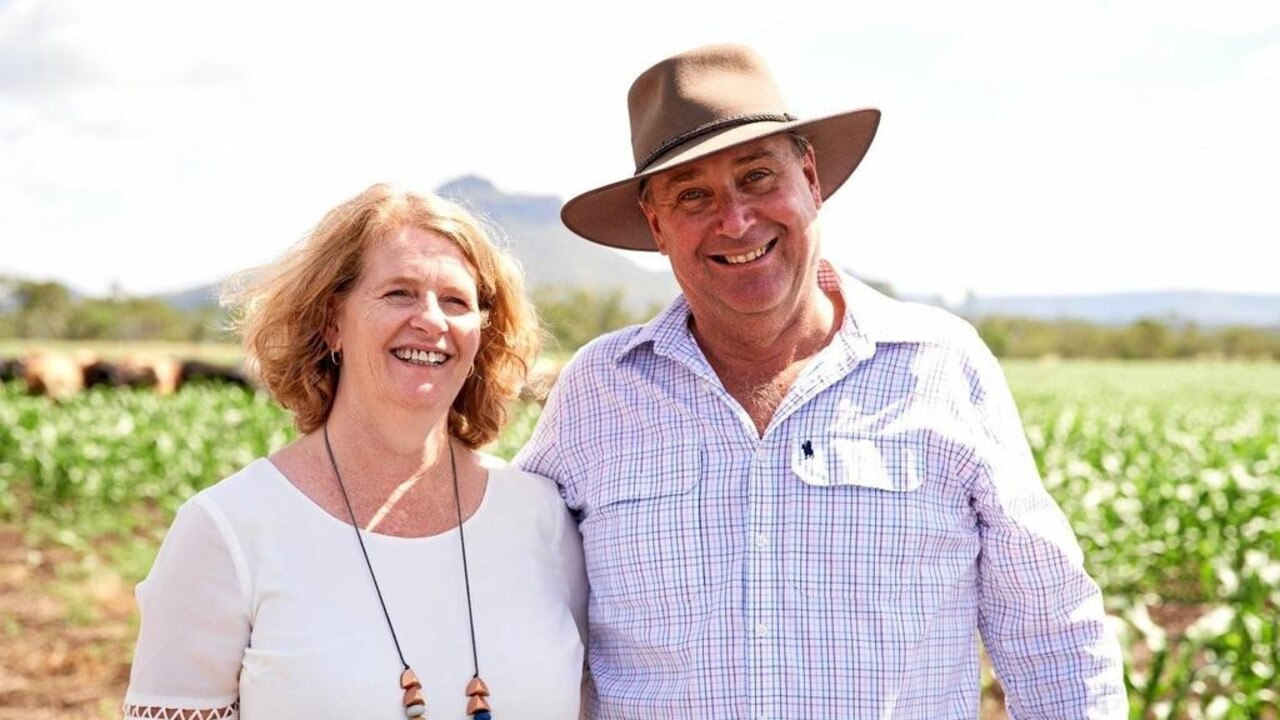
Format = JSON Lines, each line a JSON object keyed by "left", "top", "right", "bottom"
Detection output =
{"left": 627, "top": 44, "right": 791, "bottom": 173}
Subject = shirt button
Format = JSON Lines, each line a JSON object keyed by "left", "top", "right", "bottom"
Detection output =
{"left": 754, "top": 622, "right": 769, "bottom": 638}
{"left": 754, "top": 533, "right": 768, "bottom": 550}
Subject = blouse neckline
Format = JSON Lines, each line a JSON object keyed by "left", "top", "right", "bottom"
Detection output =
{"left": 257, "top": 456, "right": 499, "bottom": 543}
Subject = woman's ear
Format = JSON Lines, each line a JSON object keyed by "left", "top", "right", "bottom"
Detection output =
{"left": 323, "top": 297, "right": 342, "bottom": 352}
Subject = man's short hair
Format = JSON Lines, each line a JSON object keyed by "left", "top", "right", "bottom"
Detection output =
{"left": 637, "top": 132, "right": 813, "bottom": 208}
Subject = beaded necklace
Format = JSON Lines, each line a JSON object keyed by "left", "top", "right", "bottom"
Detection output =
{"left": 323, "top": 425, "right": 493, "bottom": 719}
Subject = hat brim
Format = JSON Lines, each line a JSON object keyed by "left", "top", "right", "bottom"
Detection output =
{"left": 561, "top": 108, "right": 881, "bottom": 251}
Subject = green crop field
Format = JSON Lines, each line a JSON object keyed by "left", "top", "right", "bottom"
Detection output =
{"left": 2, "top": 360, "right": 1277, "bottom": 717}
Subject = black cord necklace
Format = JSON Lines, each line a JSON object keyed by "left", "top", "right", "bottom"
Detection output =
{"left": 323, "top": 424, "right": 493, "bottom": 719}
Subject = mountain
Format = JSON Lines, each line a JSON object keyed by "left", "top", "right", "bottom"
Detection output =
{"left": 955, "top": 291, "right": 1280, "bottom": 328}
{"left": 162, "top": 284, "right": 221, "bottom": 312}
{"left": 146, "top": 176, "right": 1277, "bottom": 329}
{"left": 156, "top": 176, "right": 680, "bottom": 313}
{"left": 436, "top": 176, "right": 678, "bottom": 309}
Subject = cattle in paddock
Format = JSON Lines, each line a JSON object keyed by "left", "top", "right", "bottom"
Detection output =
{"left": 121, "top": 353, "right": 182, "bottom": 394}
{"left": 179, "top": 360, "right": 253, "bottom": 389}
{"left": 81, "top": 355, "right": 183, "bottom": 393}
{"left": 21, "top": 352, "right": 85, "bottom": 399}
{"left": 6, "top": 352, "right": 254, "bottom": 397}
{"left": 83, "top": 359, "right": 151, "bottom": 389}
{"left": 0, "top": 357, "right": 26, "bottom": 383}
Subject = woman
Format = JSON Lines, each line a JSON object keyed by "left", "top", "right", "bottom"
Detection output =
{"left": 124, "top": 184, "right": 586, "bottom": 719}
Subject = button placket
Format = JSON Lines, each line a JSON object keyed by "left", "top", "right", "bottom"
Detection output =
{"left": 746, "top": 442, "right": 779, "bottom": 717}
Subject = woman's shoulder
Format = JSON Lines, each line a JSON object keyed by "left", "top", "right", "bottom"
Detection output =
{"left": 196, "top": 457, "right": 281, "bottom": 500}
{"left": 181, "top": 457, "right": 296, "bottom": 527}
{"left": 477, "top": 452, "right": 568, "bottom": 512}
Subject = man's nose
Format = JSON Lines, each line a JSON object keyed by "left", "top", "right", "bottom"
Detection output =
{"left": 715, "top": 192, "right": 754, "bottom": 239}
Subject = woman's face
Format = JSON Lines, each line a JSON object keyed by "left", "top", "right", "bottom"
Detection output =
{"left": 330, "top": 226, "right": 483, "bottom": 423}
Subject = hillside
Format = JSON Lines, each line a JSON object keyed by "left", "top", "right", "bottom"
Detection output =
{"left": 146, "top": 176, "right": 1278, "bottom": 329}
{"left": 436, "top": 176, "right": 678, "bottom": 309}
{"left": 161, "top": 176, "right": 680, "bottom": 313}
{"left": 957, "top": 291, "right": 1280, "bottom": 329}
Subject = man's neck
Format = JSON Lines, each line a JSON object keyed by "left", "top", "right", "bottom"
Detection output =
{"left": 690, "top": 285, "right": 844, "bottom": 435}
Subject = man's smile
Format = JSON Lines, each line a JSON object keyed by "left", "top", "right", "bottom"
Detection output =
{"left": 712, "top": 238, "right": 777, "bottom": 266}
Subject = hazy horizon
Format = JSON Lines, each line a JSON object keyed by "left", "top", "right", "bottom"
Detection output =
{"left": 2, "top": 1, "right": 1276, "bottom": 303}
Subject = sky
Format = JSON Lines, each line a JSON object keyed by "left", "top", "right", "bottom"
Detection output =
{"left": 1, "top": 0, "right": 1276, "bottom": 303}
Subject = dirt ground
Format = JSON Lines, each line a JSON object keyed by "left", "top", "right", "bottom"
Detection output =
{"left": 0, "top": 525, "right": 137, "bottom": 719}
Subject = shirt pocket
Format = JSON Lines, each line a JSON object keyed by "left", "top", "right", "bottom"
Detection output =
{"left": 583, "top": 438, "right": 706, "bottom": 604}
{"left": 579, "top": 441, "right": 710, "bottom": 652}
{"left": 786, "top": 435, "right": 925, "bottom": 602}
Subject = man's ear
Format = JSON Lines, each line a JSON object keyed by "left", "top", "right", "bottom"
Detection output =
{"left": 640, "top": 198, "right": 668, "bottom": 255}
{"left": 803, "top": 146, "right": 822, "bottom": 209}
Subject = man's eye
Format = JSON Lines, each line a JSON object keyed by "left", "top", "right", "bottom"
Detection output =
{"left": 744, "top": 169, "right": 772, "bottom": 184}
{"left": 677, "top": 189, "right": 708, "bottom": 204}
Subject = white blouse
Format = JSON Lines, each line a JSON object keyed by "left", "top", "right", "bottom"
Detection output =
{"left": 124, "top": 455, "right": 587, "bottom": 719}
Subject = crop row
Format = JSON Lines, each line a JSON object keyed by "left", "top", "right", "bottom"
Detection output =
{"left": 2, "top": 361, "right": 1277, "bottom": 716}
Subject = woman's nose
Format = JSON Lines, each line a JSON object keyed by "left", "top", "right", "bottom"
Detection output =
{"left": 409, "top": 295, "right": 449, "bottom": 331}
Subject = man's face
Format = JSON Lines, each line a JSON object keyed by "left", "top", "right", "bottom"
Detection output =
{"left": 640, "top": 135, "right": 823, "bottom": 329}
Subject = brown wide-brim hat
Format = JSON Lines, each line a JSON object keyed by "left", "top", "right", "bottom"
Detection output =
{"left": 562, "top": 43, "right": 881, "bottom": 251}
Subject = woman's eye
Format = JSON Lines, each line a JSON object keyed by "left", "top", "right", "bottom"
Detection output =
{"left": 383, "top": 289, "right": 414, "bottom": 303}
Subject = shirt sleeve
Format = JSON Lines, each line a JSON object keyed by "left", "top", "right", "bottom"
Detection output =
{"left": 124, "top": 494, "right": 251, "bottom": 718}
{"left": 960, "top": 339, "right": 1128, "bottom": 719}
{"left": 516, "top": 367, "right": 579, "bottom": 510}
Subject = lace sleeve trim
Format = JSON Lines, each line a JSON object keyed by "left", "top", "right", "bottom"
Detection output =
{"left": 122, "top": 699, "right": 239, "bottom": 719}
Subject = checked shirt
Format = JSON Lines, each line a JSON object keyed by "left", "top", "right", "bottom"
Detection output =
{"left": 518, "top": 262, "right": 1127, "bottom": 719}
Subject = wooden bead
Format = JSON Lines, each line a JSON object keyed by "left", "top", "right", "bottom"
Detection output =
{"left": 400, "top": 668, "right": 422, "bottom": 690}
{"left": 466, "top": 694, "right": 492, "bottom": 714}
{"left": 403, "top": 686, "right": 425, "bottom": 707}
{"left": 465, "top": 677, "right": 490, "bottom": 697}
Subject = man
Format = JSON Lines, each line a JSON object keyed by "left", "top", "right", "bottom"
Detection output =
{"left": 518, "top": 43, "right": 1127, "bottom": 718}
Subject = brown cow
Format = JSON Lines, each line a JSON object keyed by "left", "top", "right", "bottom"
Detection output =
{"left": 119, "top": 353, "right": 182, "bottom": 395}
{"left": 23, "top": 352, "right": 85, "bottom": 399}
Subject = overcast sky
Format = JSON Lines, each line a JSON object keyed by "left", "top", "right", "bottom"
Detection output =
{"left": 2, "top": 0, "right": 1276, "bottom": 302}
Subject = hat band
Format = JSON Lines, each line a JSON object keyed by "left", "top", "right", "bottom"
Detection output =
{"left": 634, "top": 112, "right": 798, "bottom": 174}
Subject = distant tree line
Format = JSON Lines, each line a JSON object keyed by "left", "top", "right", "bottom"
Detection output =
{"left": 0, "top": 277, "right": 224, "bottom": 342}
{"left": 975, "top": 315, "right": 1280, "bottom": 360}
{"left": 532, "top": 286, "right": 665, "bottom": 354}
{"left": 3, "top": 276, "right": 1277, "bottom": 360}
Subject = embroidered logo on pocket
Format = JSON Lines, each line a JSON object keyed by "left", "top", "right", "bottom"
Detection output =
{"left": 793, "top": 436, "right": 923, "bottom": 492}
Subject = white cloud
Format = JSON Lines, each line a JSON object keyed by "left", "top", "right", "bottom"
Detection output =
{"left": 1, "top": 0, "right": 1276, "bottom": 298}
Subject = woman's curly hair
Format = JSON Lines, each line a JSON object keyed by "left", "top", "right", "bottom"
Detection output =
{"left": 224, "top": 183, "right": 540, "bottom": 448}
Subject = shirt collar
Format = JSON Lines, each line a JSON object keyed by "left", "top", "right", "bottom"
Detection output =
{"left": 615, "top": 291, "right": 696, "bottom": 363}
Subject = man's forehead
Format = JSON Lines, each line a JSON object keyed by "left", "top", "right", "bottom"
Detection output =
{"left": 654, "top": 136, "right": 792, "bottom": 187}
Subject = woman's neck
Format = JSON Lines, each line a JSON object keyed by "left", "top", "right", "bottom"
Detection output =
{"left": 323, "top": 402, "right": 455, "bottom": 490}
